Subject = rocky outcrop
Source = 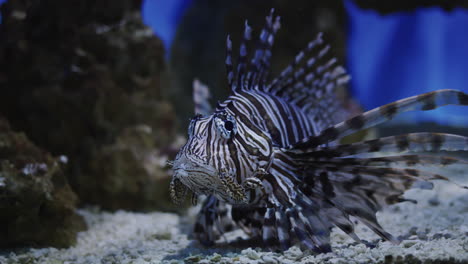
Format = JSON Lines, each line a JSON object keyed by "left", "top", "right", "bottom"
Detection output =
{"left": 0, "top": 0, "right": 179, "bottom": 211}
{"left": 0, "top": 117, "right": 86, "bottom": 248}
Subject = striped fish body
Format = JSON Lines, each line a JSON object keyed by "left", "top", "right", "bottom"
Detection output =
{"left": 170, "top": 9, "right": 468, "bottom": 252}
{"left": 172, "top": 89, "right": 315, "bottom": 205}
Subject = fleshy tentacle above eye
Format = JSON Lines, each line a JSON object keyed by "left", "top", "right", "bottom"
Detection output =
{"left": 193, "top": 79, "right": 213, "bottom": 116}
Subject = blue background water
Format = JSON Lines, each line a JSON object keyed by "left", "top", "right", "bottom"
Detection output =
{"left": 2, "top": 0, "right": 467, "bottom": 126}
{"left": 345, "top": 1, "right": 468, "bottom": 126}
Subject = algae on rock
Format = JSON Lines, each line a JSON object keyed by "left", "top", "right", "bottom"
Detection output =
{"left": 0, "top": 117, "right": 86, "bottom": 248}
{"left": 0, "top": 0, "right": 179, "bottom": 211}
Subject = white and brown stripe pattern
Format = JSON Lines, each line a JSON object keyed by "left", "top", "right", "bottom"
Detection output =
{"left": 170, "top": 9, "right": 468, "bottom": 253}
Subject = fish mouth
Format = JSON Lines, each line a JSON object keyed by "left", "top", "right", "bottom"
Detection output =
{"left": 170, "top": 154, "right": 248, "bottom": 204}
{"left": 169, "top": 177, "right": 188, "bottom": 205}
{"left": 172, "top": 167, "right": 218, "bottom": 194}
{"left": 170, "top": 168, "right": 216, "bottom": 205}
{"left": 170, "top": 155, "right": 220, "bottom": 202}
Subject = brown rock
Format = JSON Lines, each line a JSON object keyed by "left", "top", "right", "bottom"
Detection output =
{"left": 0, "top": 117, "right": 86, "bottom": 248}
{"left": 0, "top": 0, "right": 179, "bottom": 211}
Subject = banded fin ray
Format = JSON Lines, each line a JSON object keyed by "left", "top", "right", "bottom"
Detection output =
{"left": 275, "top": 207, "right": 292, "bottom": 250}
{"left": 226, "top": 9, "right": 281, "bottom": 93}
{"left": 262, "top": 207, "right": 278, "bottom": 248}
{"left": 291, "top": 89, "right": 468, "bottom": 150}
{"left": 224, "top": 8, "right": 352, "bottom": 133}
{"left": 231, "top": 207, "right": 265, "bottom": 237}
{"left": 286, "top": 132, "right": 468, "bottom": 158}
{"left": 290, "top": 196, "right": 332, "bottom": 252}
{"left": 296, "top": 155, "right": 468, "bottom": 171}
{"left": 266, "top": 32, "right": 350, "bottom": 126}
{"left": 247, "top": 9, "right": 280, "bottom": 90}
{"left": 294, "top": 161, "right": 467, "bottom": 244}
{"left": 193, "top": 195, "right": 236, "bottom": 246}
{"left": 234, "top": 20, "right": 253, "bottom": 92}
{"left": 174, "top": 8, "right": 468, "bottom": 253}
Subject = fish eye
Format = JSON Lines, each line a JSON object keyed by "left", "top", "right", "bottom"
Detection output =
{"left": 224, "top": 120, "right": 234, "bottom": 131}
{"left": 214, "top": 113, "right": 237, "bottom": 139}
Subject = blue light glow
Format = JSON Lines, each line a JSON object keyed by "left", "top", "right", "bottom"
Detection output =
{"left": 0, "top": 0, "right": 7, "bottom": 23}
{"left": 141, "top": 0, "right": 192, "bottom": 51}
{"left": 346, "top": 1, "right": 468, "bottom": 126}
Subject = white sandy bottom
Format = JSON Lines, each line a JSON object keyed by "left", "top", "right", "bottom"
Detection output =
{"left": 1, "top": 166, "right": 468, "bottom": 264}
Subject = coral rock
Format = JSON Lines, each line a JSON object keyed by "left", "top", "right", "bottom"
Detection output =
{"left": 0, "top": 0, "right": 179, "bottom": 211}
{"left": 0, "top": 117, "right": 86, "bottom": 248}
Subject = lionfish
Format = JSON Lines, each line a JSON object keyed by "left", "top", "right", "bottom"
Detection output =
{"left": 169, "top": 9, "right": 468, "bottom": 252}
